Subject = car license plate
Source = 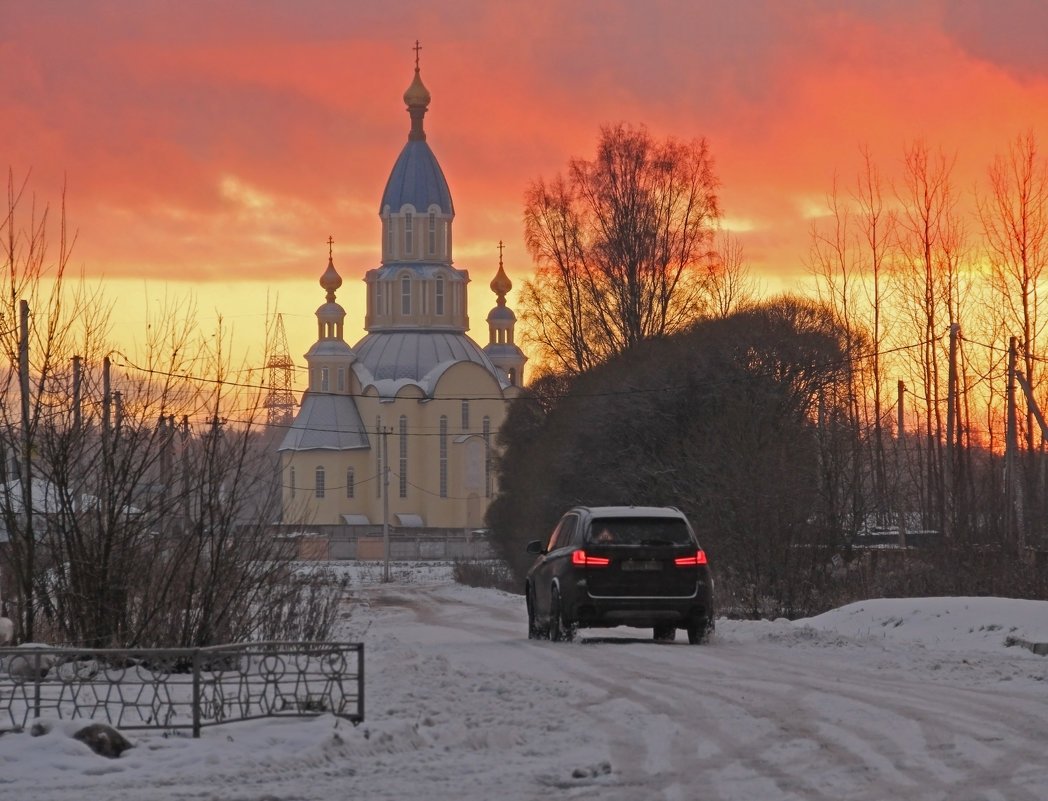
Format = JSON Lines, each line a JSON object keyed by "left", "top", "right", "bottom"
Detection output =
{"left": 621, "top": 559, "right": 661, "bottom": 571}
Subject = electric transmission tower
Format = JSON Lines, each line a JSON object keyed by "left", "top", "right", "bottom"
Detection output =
{"left": 263, "top": 313, "right": 296, "bottom": 427}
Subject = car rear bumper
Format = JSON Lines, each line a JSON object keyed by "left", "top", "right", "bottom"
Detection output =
{"left": 573, "top": 592, "right": 713, "bottom": 629}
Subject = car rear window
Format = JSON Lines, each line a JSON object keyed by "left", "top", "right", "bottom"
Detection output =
{"left": 587, "top": 517, "right": 695, "bottom": 546}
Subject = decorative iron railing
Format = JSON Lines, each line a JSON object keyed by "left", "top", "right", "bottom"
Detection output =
{"left": 0, "top": 642, "right": 364, "bottom": 737}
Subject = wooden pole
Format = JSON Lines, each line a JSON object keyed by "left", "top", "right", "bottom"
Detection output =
{"left": 897, "top": 380, "right": 906, "bottom": 548}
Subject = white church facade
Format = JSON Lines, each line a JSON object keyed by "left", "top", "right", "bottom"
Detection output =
{"left": 278, "top": 59, "right": 526, "bottom": 532}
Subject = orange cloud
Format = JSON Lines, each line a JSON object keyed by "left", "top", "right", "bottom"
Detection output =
{"left": 5, "top": 0, "right": 1048, "bottom": 364}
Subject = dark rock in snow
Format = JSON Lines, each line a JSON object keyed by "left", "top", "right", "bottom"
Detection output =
{"left": 73, "top": 723, "right": 133, "bottom": 758}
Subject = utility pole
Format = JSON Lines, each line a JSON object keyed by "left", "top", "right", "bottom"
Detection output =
{"left": 181, "top": 415, "right": 191, "bottom": 533}
{"left": 896, "top": 380, "right": 906, "bottom": 548}
{"left": 72, "top": 355, "right": 82, "bottom": 433}
{"left": 382, "top": 426, "right": 391, "bottom": 582}
{"left": 159, "top": 415, "right": 172, "bottom": 534}
{"left": 944, "top": 322, "right": 959, "bottom": 539}
{"left": 1006, "top": 336, "right": 1018, "bottom": 544}
{"left": 18, "top": 300, "right": 34, "bottom": 639}
{"left": 102, "top": 356, "right": 111, "bottom": 443}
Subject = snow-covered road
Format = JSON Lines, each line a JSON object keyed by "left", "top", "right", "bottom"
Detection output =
{"left": 353, "top": 581, "right": 1048, "bottom": 801}
{"left": 3, "top": 567, "right": 1048, "bottom": 800}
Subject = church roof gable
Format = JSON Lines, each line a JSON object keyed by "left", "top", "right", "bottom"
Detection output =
{"left": 278, "top": 393, "right": 370, "bottom": 452}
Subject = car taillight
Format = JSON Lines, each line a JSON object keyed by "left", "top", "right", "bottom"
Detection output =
{"left": 572, "top": 549, "right": 610, "bottom": 566}
{"left": 674, "top": 551, "right": 708, "bottom": 566}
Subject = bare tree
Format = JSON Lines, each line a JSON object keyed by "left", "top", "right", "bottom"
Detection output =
{"left": 979, "top": 132, "right": 1048, "bottom": 447}
{"left": 521, "top": 123, "right": 720, "bottom": 374}
{"left": 853, "top": 147, "right": 897, "bottom": 513}
{"left": 0, "top": 173, "right": 343, "bottom": 647}
{"left": 978, "top": 132, "right": 1048, "bottom": 544}
{"left": 0, "top": 169, "right": 101, "bottom": 640}
{"left": 893, "top": 142, "right": 968, "bottom": 535}
{"left": 705, "top": 230, "right": 757, "bottom": 319}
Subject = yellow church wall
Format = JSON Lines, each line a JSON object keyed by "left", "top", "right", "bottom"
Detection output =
{"left": 280, "top": 360, "right": 511, "bottom": 529}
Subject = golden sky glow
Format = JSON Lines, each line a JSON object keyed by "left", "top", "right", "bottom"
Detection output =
{"left": 6, "top": 0, "right": 1048, "bottom": 375}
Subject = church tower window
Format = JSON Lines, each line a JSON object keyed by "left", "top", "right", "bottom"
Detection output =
{"left": 315, "top": 466, "right": 326, "bottom": 499}
{"left": 387, "top": 217, "right": 393, "bottom": 256}
{"left": 399, "top": 415, "right": 408, "bottom": 498}
{"left": 436, "top": 276, "right": 445, "bottom": 315}
{"left": 337, "top": 367, "right": 345, "bottom": 392}
{"left": 346, "top": 467, "right": 355, "bottom": 499}
{"left": 439, "top": 415, "right": 448, "bottom": 497}
{"left": 321, "top": 367, "right": 329, "bottom": 392}
{"left": 461, "top": 400, "right": 469, "bottom": 431}
{"left": 401, "top": 275, "right": 411, "bottom": 315}
{"left": 428, "top": 212, "right": 436, "bottom": 254}
{"left": 405, "top": 212, "right": 413, "bottom": 254}
{"left": 290, "top": 466, "right": 296, "bottom": 499}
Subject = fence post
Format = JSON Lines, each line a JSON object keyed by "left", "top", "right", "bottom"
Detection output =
{"left": 33, "top": 651, "right": 42, "bottom": 720}
{"left": 358, "top": 644, "right": 365, "bottom": 721}
{"left": 192, "top": 649, "right": 201, "bottom": 738}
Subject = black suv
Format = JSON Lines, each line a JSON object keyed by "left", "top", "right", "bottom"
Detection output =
{"left": 525, "top": 506, "right": 715, "bottom": 644}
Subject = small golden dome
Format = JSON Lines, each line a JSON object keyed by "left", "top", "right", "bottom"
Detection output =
{"left": 403, "top": 68, "right": 431, "bottom": 109}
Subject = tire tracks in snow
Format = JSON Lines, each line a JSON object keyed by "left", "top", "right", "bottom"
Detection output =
{"left": 363, "top": 583, "right": 1048, "bottom": 801}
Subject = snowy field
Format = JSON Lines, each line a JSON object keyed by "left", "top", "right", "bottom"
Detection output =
{"left": 2, "top": 561, "right": 1048, "bottom": 801}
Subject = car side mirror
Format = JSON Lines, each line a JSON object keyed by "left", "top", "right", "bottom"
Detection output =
{"left": 525, "top": 539, "right": 545, "bottom": 555}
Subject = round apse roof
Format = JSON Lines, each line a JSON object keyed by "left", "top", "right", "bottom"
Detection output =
{"left": 352, "top": 330, "right": 506, "bottom": 395}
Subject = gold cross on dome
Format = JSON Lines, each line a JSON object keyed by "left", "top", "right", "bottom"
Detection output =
{"left": 413, "top": 40, "right": 422, "bottom": 70}
{"left": 327, "top": 235, "right": 334, "bottom": 259}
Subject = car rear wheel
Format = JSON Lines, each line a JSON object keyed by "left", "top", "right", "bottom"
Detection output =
{"left": 687, "top": 617, "right": 712, "bottom": 645}
{"left": 548, "top": 587, "right": 575, "bottom": 642}
{"left": 527, "top": 586, "right": 547, "bottom": 640}
{"left": 653, "top": 624, "right": 676, "bottom": 642}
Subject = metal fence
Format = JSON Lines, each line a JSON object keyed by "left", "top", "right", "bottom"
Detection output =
{"left": 0, "top": 641, "right": 364, "bottom": 737}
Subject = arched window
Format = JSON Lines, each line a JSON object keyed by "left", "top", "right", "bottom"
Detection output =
{"left": 435, "top": 275, "right": 445, "bottom": 316}
{"left": 386, "top": 216, "right": 394, "bottom": 256}
{"left": 376, "top": 281, "right": 384, "bottom": 317}
{"left": 346, "top": 467, "right": 355, "bottom": 499}
{"left": 315, "top": 466, "right": 326, "bottom": 499}
{"left": 405, "top": 212, "right": 413, "bottom": 254}
{"left": 321, "top": 367, "right": 329, "bottom": 392}
{"left": 461, "top": 400, "right": 470, "bottom": 431}
{"left": 401, "top": 275, "right": 411, "bottom": 315}
{"left": 399, "top": 415, "right": 408, "bottom": 498}
{"left": 337, "top": 367, "right": 345, "bottom": 392}
{"left": 428, "top": 212, "right": 436, "bottom": 254}
{"left": 439, "top": 415, "right": 448, "bottom": 498}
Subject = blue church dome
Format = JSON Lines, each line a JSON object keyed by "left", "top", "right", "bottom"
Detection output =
{"left": 380, "top": 140, "right": 454, "bottom": 215}
{"left": 379, "top": 64, "right": 454, "bottom": 216}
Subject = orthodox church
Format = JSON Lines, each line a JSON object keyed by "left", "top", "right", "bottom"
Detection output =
{"left": 278, "top": 58, "right": 526, "bottom": 532}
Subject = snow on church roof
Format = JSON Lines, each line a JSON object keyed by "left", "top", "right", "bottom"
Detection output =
{"left": 278, "top": 392, "right": 370, "bottom": 452}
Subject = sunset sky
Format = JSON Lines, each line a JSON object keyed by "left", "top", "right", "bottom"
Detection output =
{"left": 6, "top": 0, "right": 1048, "bottom": 377}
